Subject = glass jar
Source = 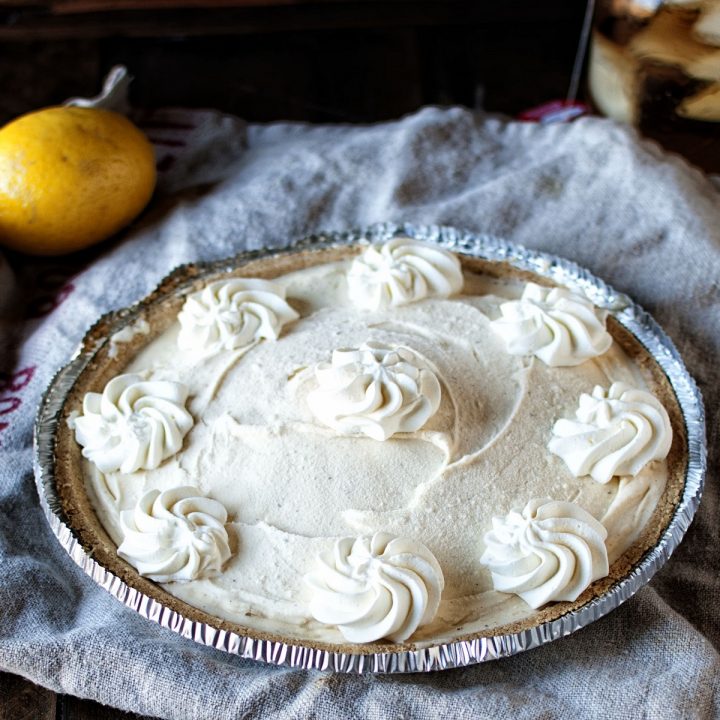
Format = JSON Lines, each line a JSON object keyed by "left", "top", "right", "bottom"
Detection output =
{"left": 589, "top": 0, "right": 720, "bottom": 172}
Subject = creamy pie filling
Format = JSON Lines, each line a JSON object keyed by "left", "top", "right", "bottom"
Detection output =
{"left": 80, "top": 261, "right": 667, "bottom": 644}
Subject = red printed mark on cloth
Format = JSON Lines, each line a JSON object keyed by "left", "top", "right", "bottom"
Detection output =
{"left": 136, "top": 119, "right": 196, "bottom": 131}
{"left": 147, "top": 137, "right": 187, "bottom": 148}
{"left": 0, "top": 366, "right": 36, "bottom": 441}
{"left": 517, "top": 100, "right": 590, "bottom": 124}
{"left": 26, "top": 267, "right": 76, "bottom": 319}
{"left": 135, "top": 112, "right": 196, "bottom": 176}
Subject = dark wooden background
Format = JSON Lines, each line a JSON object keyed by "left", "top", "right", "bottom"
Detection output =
{"left": 0, "top": 0, "right": 586, "bottom": 126}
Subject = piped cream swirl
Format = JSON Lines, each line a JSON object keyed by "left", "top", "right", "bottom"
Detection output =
{"left": 347, "top": 238, "right": 463, "bottom": 310}
{"left": 480, "top": 498, "right": 609, "bottom": 609}
{"left": 305, "top": 531, "right": 444, "bottom": 643}
{"left": 491, "top": 283, "right": 612, "bottom": 366}
{"left": 177, "top": 278, "right": 299, "bottom": 356}
{"left": 73, "top": 373, "right": 193, "bottom": 473}
{"left": 548, "top": 382, "right": 672, "bottom": 483}
{"left": 306, "top": 341, "right": 441, "bottom": 441}
{"left": 118, "top": 486, "right": 232, "bottom": 583}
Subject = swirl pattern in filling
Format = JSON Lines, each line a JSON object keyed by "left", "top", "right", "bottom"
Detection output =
{"left": 118, "top": 486, "right": 232, "bottom": 582}
{"left": 73, "top": 373, "right": 193, "bottom": 473}
{"left": 548, "top": 381, "right": 672, "bottom": 483}
{"left": 480, "top": 498, "right": 609, "bottom": 609}
{"left": 305, "top": 531, "right": 444, "bottom": 643}
{"left": 347, "top": 238, "right": 463, "bottom": 310}
{"left": 491, "top": 282, "right": 612, "bottom": 366}
{"left": 177, "top": 278, "right": 299, "bottom": 356}
{"left": 306, "top": 341, "right": 441, "bottom": 441}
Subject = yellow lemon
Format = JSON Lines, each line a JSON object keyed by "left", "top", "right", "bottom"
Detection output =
{"left": 0, "top": 106, "right": 156, "bottom": 255}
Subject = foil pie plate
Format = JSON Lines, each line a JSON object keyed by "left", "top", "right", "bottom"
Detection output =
{"left": 34, "top": 223, "right": 707, "bottom": 673}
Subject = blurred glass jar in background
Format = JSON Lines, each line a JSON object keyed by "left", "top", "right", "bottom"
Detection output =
{"left": 589, "top": 0, "right": 720, "bottom": 172}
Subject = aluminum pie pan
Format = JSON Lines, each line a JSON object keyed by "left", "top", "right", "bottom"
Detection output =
{"left": 33, "top": 222, "right": 706, "bottom": 673}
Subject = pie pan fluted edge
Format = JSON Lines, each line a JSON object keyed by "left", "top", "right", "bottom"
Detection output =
{"left": 34, "top": 222, "right": 706, "bottom": 673}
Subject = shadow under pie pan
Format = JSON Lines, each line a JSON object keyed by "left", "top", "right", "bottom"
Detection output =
{"left": 34, "top": 223, "right": 706, "bottom": 673}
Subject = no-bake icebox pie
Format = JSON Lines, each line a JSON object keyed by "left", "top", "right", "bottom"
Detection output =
{"left": 50, "top": 232, "right": 689, "bottom": 654}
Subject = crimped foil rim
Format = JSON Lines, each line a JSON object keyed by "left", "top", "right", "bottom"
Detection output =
{"left": 33, "top": 222, "right": 707, "bottom": 673}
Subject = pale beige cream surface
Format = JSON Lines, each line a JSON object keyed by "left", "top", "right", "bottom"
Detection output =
{"left": 81, "top": 261, "right": 668, "bottom": 644}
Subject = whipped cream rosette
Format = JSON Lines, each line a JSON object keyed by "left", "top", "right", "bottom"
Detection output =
{"left": 347, "top": 238, "right": 463, "bottom": 310}
{"left": 177, "top": 278, "right": 299, "bottom": 356}
{"left": 548, "top": 382, "right": 672, "bottom": 483}
{"left": 72, "top": 373, "right": 193, "bottom": 473}
{"left": 306, "top": 341, "right": 441, "bottom": 441}
{"left": 491, "top": 282, "right": 612, "bottom": 367}
{"left": 480, "top": 498, "right": 609, "bottom": 609}
{"left": 305, "top": 532, "right": 445, "bottom": 643}
{"left": 118, "top": 486, "right": 232, "bottom": 583}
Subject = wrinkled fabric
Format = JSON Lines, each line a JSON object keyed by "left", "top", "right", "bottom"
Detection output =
{"left": 1, "top": 106, "right": 719, "bottom": 719}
